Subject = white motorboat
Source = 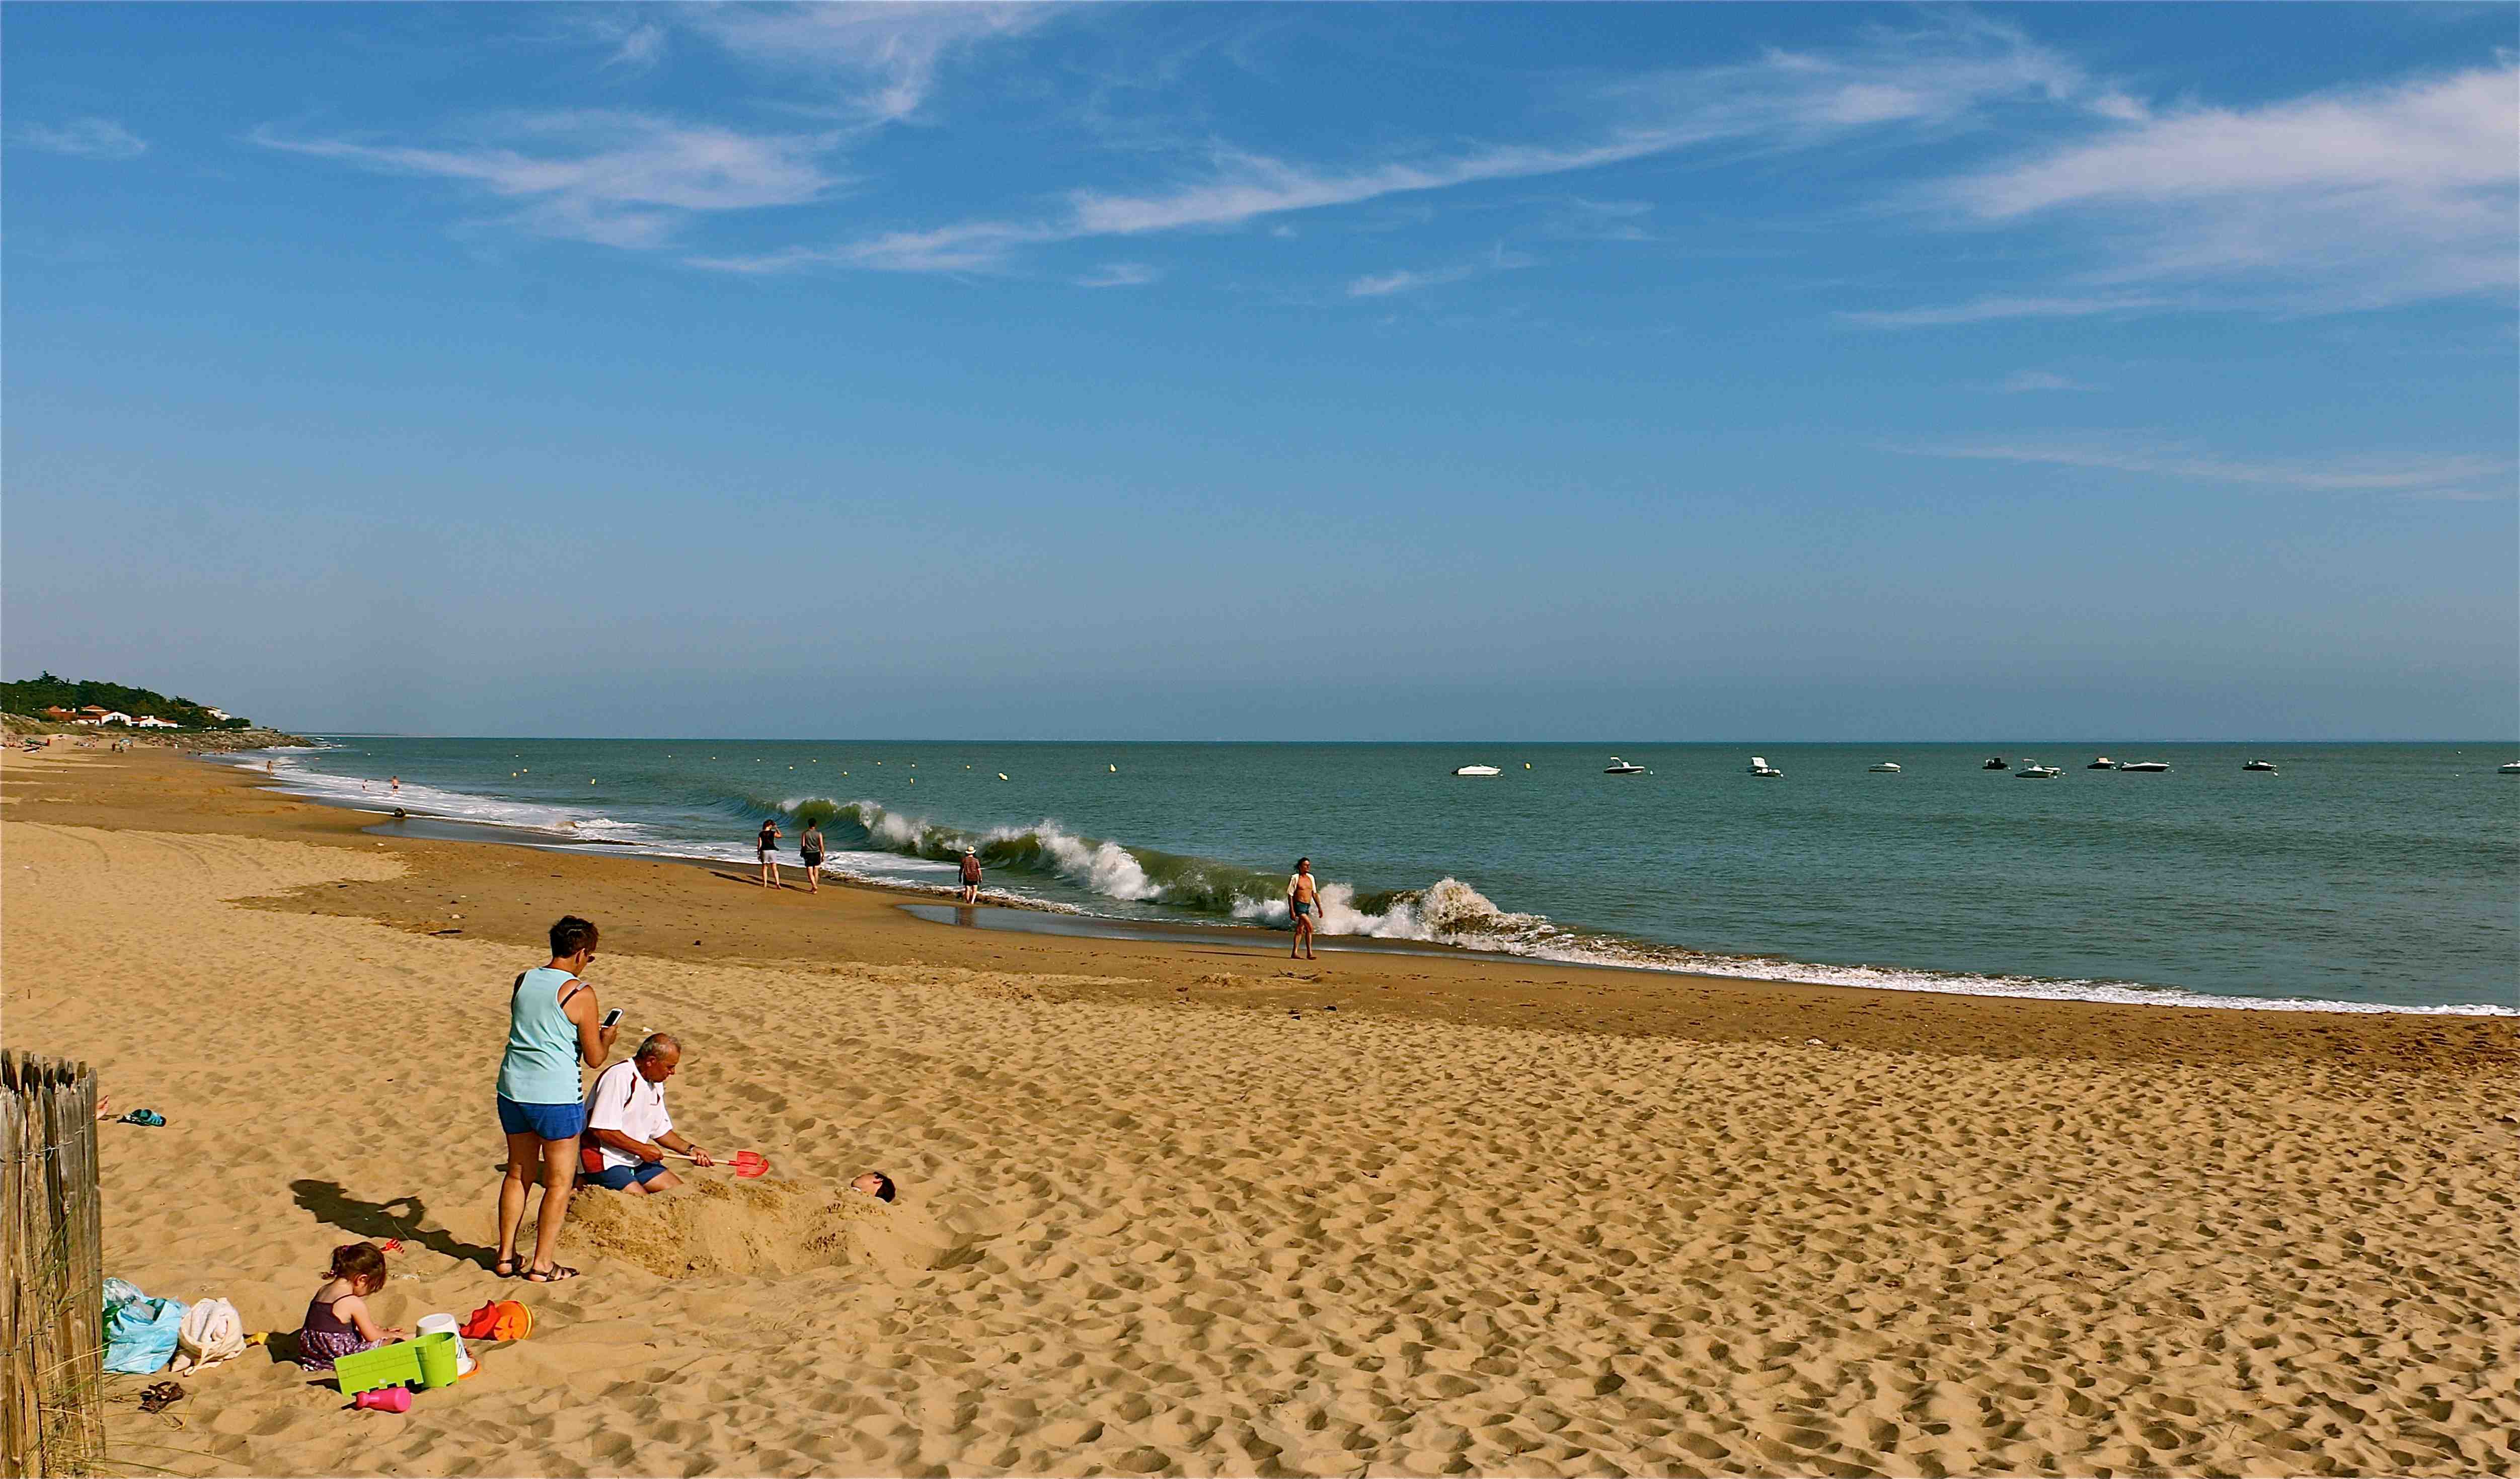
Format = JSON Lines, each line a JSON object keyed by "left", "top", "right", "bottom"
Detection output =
{"left": 1747, "top": 755, "right": 1784, "bottom": 777}
{"left": 1869, "top": 761, "right": 1900, "bottom": 773}
{"left": 2015, "top": 762, "right": 2061, "bottom": 778}
{"left": 2242, "top": 759, "right": 2278, "bottom": 772}
{"left": 2087, "top": 756, "right": 2115, "bottom": 769}
{"left": 1603, "top": 757, "right": 1646, "bottom": 774}
{"left": 1452, "top": 764, "right": 1501, "bottom": 777}
{"left": 2118, "top": 760, "right": 2171, "bottom": 772}
{"left": 2500, "top": 761, "right": 2520, "bottom": 774}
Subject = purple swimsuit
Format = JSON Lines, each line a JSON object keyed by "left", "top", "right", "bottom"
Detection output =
{"left": 296, "top": 1293, "right": 379, "bottom": 1371}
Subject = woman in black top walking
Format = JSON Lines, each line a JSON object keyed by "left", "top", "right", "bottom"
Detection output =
{"left": 757, "top": 819, "right": 783, "bottom": 890}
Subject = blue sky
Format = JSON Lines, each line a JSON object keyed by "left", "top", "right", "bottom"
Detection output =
{"left": 6, "top": 4, "right": 2513, "bottom": 739}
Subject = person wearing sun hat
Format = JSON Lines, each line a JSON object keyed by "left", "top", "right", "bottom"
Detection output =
{"left": 958, "top": 845, "right": 983, "bottom": 904}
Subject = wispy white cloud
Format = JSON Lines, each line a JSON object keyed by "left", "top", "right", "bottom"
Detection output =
{"left": 1843, "top": 294, "right": 2172, "bottom": 329}
{"left": 675, "top": 4, "right": 1052, "bottom": 125}
{"left": 697, "top": 19, "right": 2114, "bottom": 275}
{"left": 1347, "top": 245, "right": 1537, "bottom": 298}
{"left": 1075, "top": 261, "right": 1160, "bottom": 288}
{"left": 1348, "top": 266, "right": 1474, "bottom": 299}
{"left": 13, "top": 117, "right": 148, "bottom": 160}
{"left": 1910, "top": 63, "right": 2519, "bottom": 314}
{"left": 600, "top": 19, "right": 667, "bottom": 74}
{"left": 1900, "top": 435, "right": 2506, "bottom": 493}
{"left": 1996, "top": 369, "right": 2096, "bottom": 393}
{"left": 252, "top": 112, "right": 839, "bottom": 250}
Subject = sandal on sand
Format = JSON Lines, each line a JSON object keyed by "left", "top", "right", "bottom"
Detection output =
{"left": 493, "top": 1257, "right": 518, "bottom": 1279}
{"left": 522, "top": 1265, "right": 579, "bottom": 1283}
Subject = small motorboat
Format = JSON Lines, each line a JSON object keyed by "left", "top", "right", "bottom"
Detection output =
{"left": 1747, "top": 755, "right": 1784, "bottom": 777}
{"left": 2087, "top": 756, "right": 2115, "bottom": 769}
{"left": 2015, "top": 762, "right": 2061, "bottom": 779}
{"left": 1452, "top": 764, "right": 1501, "bottom": 777}
{"left": 2118, "top": 760, "right": 2171, "bottom": 772}
{"left": 1603, "top": 757, "right": 1646, "bottom": 775}
{"left": 1869, "top": 761, "right": 1900, "bottom": 773}
{"left": 1982, "top": 756, "right": 2009, "bottom": 770}
{"left": 2502, "top": 761, "right": 2520, "bottom": 774}
{"left": 2242, "top": 760, "right": 2278, "bottom": 772}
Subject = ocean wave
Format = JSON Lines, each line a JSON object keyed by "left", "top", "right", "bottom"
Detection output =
{"left": 245, "top": 768, "right": 2512, "bottom": 1020}
{"left": 246, "top": 753, "right": 667, "bottom": 845}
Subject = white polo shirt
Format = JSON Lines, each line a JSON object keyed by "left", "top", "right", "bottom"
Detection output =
{"left": 583, "top": 1059, "right": 673, "bottom": 1173}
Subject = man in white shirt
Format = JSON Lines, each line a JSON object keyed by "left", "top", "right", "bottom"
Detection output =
{"left": 580, "top": 1034, "right": 714, "bottom": 1195}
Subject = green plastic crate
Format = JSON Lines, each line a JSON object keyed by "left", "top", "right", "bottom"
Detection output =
{"left": 331, "top": 1332, "right": 459, "bottom": 1396}
{"left": 330, "top": 1339, "right": 421, "bottom": 1396}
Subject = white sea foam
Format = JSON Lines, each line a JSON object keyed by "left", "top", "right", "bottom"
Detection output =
{"left": 243, "top": 757, "right": 2512, "bottom": 1019}
{"left": 1032, "top": 827, "right": 1164, "bottom": 902}
{"left": 245, "top": 752, "right": 670, "bottom": 847}
{"left": 1243, "top": 873, "right": 2518, "bottom": 1018}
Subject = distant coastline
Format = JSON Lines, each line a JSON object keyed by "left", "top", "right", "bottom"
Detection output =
{"left": 4, "top": 713, "right": 314, "bottom": 752}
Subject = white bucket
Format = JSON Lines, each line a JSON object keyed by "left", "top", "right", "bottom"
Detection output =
{"left": 415, "top": 1313, "right": 474, "bottom": 1376}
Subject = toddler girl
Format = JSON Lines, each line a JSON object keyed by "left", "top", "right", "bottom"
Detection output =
{"left": 296, "top": 1242, "right": 405, "bottom": 1371}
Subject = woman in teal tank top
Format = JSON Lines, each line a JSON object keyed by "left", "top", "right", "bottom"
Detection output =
{"left": 493, "top": 916, "right": 618, "bottom": 1282}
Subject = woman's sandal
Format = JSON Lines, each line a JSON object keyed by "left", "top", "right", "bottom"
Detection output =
{"left": 522, "top": 1264, "right": 579, "bottom": 1283}
{"left": 493, "top": 1256, "right": 518, "bottom": 1279}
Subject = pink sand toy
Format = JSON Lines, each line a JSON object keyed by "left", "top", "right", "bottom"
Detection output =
{"left": 352, "top": 1387, "right": 412, "bottom": 1414}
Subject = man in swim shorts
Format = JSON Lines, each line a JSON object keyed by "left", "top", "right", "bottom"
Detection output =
{"left": 1287, "top": 858, "right": 1320, "bottom": 960}
{"left": 581, "top": 1034, "right": 713, "bottom": 1195}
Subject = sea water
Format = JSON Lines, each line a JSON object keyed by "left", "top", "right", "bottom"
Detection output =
{"left": 240, "top": 740, "right": 2517, "bottom": 1015}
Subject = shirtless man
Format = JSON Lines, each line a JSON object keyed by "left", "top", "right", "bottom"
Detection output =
{"left": 1287, "top": 858, "right": 1321, "bottom": 960}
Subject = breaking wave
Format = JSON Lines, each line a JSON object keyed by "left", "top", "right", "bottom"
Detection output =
{"left": 240, "top": 759, "right": 2517, "bottom": 1020}
{"left": 733, "top": 792, "right": 2517, "bottom": 1017}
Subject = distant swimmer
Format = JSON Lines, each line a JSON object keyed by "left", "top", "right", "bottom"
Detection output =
{"left": 799, "top": 820, "right": 825, "bottom": 895}
{"left": 757, "top": 819, "right": 783, "bottom": 889}
{"left": 1287, "top": 858, "right": 1320, "bottom": 961}
{"left": 958, "top": 845, "right": 982, "bottom": 904}
{"left": 390, "top": 776, "right": 400, "bottom": 794}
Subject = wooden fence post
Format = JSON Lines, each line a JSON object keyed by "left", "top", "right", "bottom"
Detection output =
{"left": 2, "top": 1050, "right": 105, "bottom": 1477}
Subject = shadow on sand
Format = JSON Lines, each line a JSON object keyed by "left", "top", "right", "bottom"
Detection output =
{"left": 289, "top": 1179, "right": 496, "bottom": 1272}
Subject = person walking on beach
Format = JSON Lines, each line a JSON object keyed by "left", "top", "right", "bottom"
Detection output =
{"left": 1287, "top": 858, "right": 1321, "bottom": 960}
{"left": 799, "top": 819, "right": 825, "bottom": 895}
{"left": 493, "top": 916, "right": 617, "bottom": 1283}
{"left": 958, "top": 845, "right": 983, "bottom": 904}
{"left": 757, "top": 818, "right": 783, "bottom": 889}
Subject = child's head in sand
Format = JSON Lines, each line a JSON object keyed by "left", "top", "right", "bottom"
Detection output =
{"left": 852, "top": 1171, "right": 895, "bottom": 1202}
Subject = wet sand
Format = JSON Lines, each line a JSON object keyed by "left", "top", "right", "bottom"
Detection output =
{"left": 5, "top": 745, "right": 2513, "bottom": 1476}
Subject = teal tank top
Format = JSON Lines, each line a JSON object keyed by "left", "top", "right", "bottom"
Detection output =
{"left": 496, "top": 966, "right": 584, "bottom": 1105}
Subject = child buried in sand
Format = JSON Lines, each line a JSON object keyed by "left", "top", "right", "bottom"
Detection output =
{"left": 295, "top": 1242, "right": 406, "bottom": 1371}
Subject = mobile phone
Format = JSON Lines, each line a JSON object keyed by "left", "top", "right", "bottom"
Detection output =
{"left": 601, "top": 1008, "right": 624, "bottom": 1029}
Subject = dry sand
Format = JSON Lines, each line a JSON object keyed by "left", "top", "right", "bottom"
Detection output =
{"left": 4, "top": 747, "right": 2514, "bottom": 1476}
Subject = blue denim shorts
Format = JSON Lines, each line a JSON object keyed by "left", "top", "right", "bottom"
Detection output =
{"left": 583, "top": 1160, "right": 668, "bottom": 1191}
{"left": 496, "top": 1096, "right": 585, "bottom": 1141}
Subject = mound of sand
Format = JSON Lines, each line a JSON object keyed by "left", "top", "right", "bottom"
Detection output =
{"left": 563, "top": 1178, "right": 864, "bottom": 1278}
{"left": 564, "top": 1178, "right": 995, "bottom": 1280}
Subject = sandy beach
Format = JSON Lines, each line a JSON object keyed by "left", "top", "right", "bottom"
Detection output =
{"left": 5, "top": 746, "right": 2514, "bottom": 1477}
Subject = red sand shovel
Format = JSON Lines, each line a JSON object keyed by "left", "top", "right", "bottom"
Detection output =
{"left": 664, "top": 1149, "right": 770, "bottom": 1178}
